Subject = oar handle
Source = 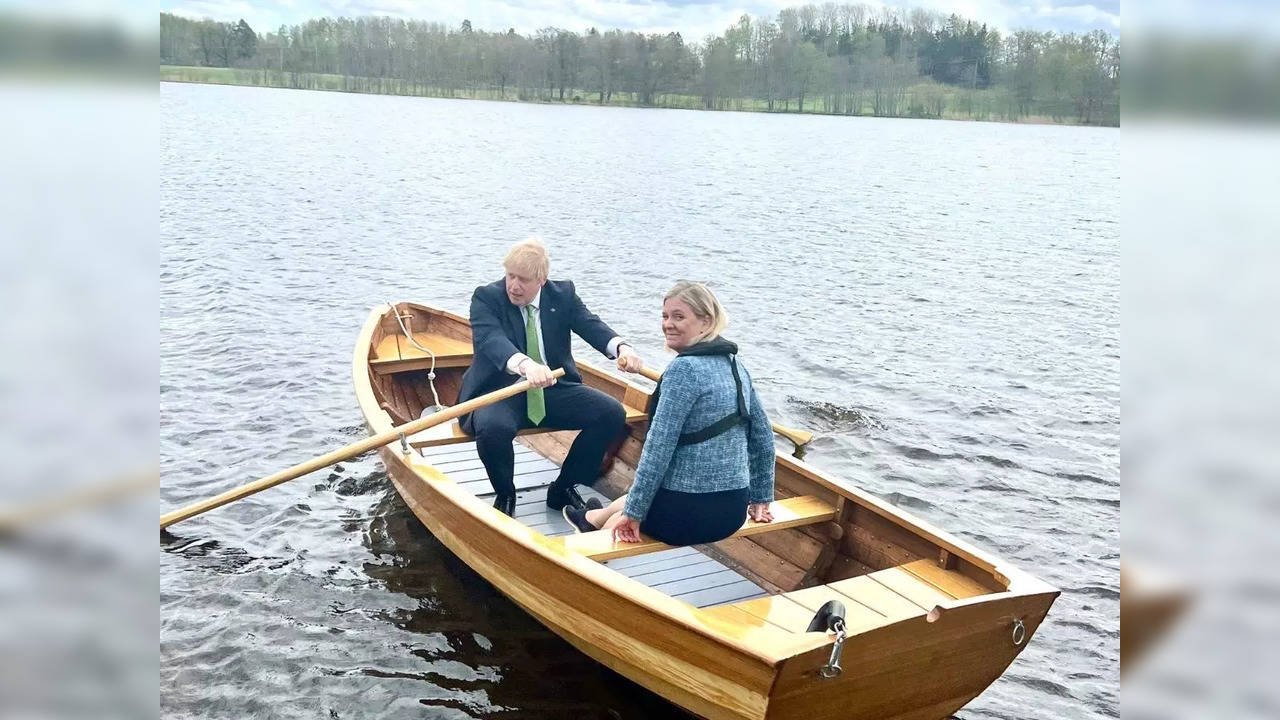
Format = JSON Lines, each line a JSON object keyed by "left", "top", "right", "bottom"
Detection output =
{"left": 637, "top": 366, "right": 663, "bottom": 383}
{"left": 160, "top": 369, "right": 566, "bottom": 530}
{"left": 636, "top": 365, "right": 813, "bottom": 450}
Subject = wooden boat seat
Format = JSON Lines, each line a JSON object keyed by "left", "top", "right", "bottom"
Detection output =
{"left": 706, "top": 558, "right": 997, "bottom": 635}
{"left": 558, "top": 495, "right": 837, "bottom": 562}
{"left": 371, "top": 331, "right": 474, "bottom": 375}
{"left": 406, "top": 403, "right": 649, "bottom": 448}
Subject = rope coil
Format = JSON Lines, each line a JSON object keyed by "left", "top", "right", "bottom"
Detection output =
{"left": 387, "top": 301, "right": 445, "bottom": 415}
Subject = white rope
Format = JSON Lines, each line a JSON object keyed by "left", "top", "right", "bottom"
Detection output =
{"left": 386, "top": 301, "right": 444, "bottom": 414}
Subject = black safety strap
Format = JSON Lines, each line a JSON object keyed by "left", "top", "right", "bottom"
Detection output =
{"left": 676, "top": 355, "right": 749, "bottom": 446}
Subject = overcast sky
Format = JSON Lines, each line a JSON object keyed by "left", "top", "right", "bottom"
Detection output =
{"left": 163, "top": 0, "right": 1120, "bottom": 39}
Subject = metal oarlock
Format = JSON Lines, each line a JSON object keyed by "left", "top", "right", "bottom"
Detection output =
{"left": 806, "top": 599, "right": 848, "bottom": 679}
{"left": 399, "top": 432, "right": 409, "bottom": 455}
{"left": 821, "top": 618, "right": 847, "bottom": 678}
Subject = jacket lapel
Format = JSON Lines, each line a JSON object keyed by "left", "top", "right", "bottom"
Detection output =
{"left": 541, "top": 284, "right": 562, "bottom": 364}
{"left": 494, "top": 279, "right": 526, "bottom": 353}
{"left": 505, "top": 302, "right": 526, "bottom": 353}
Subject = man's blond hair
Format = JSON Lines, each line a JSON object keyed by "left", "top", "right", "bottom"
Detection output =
{"left": 503, "top": 238, "right": 551, "bottom": 280}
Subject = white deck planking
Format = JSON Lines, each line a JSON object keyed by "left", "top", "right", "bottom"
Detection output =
{"left": 418, "top": 442, "right": 769, "bottom": 607}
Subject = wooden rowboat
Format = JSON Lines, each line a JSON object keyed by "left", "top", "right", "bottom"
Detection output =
{"left": 354, "top": 302, "right": 1059, "bottom": 720}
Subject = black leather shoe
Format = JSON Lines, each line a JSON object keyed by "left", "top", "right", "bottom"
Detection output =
{"left": 493, "top": 493, "right": 516, "bottom": 517}
{"left": 546, "top": 483, "right": 587, "bottom": 511}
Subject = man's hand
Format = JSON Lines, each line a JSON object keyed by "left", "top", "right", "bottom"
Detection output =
{"left": 520, "top": 359, "right": 558, "bottom": 388}
{"left": 612, "top": 515, "right": 643, "bottom": 543}
{"left": 616, "top": 345, "right": 644, "bottom": 373}
{"left": 748, "top": 502, "right": 774, "bottom": 523}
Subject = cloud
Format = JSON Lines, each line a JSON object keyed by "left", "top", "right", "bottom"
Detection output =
{"left": 165, "top": 0, "right": 291, "bottom": 33}
{"left": 1034, "top": 3, "right": 1120, "bottom": 30}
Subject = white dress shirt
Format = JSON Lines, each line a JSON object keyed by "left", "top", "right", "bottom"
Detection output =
{"left": 505, "top": 288, "right": 628, "bottom": 375}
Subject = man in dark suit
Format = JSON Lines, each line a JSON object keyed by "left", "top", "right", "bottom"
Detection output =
{"left": 458, "top": 239, "right": 644, "bottom": 516}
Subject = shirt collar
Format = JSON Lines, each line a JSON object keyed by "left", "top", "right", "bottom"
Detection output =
{"left": 526, "top": 287, "right": 543, "bottom": 312}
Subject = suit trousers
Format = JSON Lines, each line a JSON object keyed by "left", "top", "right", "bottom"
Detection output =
{"left": 464, "top": 382, "right": 627, "bottom": 497}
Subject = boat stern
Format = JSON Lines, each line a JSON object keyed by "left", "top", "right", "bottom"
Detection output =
{"left": 765, "top": 587, "right": 1058, "bottom": 720}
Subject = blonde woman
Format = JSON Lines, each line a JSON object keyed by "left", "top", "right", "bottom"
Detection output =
{"left": 563, "top": 281, "right": 775, "bottom": 544}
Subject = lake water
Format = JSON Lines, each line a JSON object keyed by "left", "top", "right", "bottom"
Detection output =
{"left": 160, "top": 82, "right": 1118, "bottom": 719}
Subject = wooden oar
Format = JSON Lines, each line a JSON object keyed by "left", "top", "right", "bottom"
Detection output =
{"left": 2, "top": 470, "right": 157, "bottom": 536}
{"left": 637, "top": 366, "right": 813, "bottom": 452}
{"left": 160, "top": 369, "right": 566, "bottom": 530}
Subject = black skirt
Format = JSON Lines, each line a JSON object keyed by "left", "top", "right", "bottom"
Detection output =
{"left": 640, "top": 486, "right": 750, "bottom": 546}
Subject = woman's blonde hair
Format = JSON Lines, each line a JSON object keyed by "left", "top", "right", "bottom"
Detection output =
{"left": 503, "top": 237, "right": 551, "bottom": 280}
{"left": 665, "top": 281, "right": 728, "bottom": 342}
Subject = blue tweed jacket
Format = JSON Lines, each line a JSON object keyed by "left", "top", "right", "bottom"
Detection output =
{"left": 623, "top": 354, "right": 776, "bottom": 521}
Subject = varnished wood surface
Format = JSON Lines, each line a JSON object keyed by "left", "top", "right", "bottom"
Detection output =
{"left": 354, "top": 302, "right": 1060, "bottom": 720}
{"left": 1119, "top": 566, "right": 1190, "bottom": 673}
{"left": 899, "top": 558, "right": 995, "bottom": 599}
{"left": 558, "top": 495, "right": 837, "bottom": 561}
{"left": 382, "top": 448, "right": 805, "bottom": 720}
{"left": 827, "top": 574, "right": 927, "bottom": 621}
{"left": 775, "top": 452, "right": 1050, "bottom": 596}
{"left": 768, "top": 590, "right": 1057, "bottom": 720}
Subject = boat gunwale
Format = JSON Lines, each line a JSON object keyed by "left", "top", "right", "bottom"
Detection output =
{"left": 772, "top": 453, "right": 1056, "bottom": 596}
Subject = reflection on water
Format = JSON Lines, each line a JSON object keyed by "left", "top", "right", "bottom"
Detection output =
{"left": 359, "top": 488, "right": 691, "bottom": 719}
{"left": 161, "top": 82, "right": 1117, "bottom": 719}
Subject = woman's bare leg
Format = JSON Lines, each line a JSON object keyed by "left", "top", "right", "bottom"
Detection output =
{"left": 584, "top": 496, "right": 627, "bottom": 529}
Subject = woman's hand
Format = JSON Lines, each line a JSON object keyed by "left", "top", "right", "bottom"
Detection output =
{"left": 748, "top": 502, "right": 774, "bottom": 523}
{"left": 612, "top": 516, "right": 643, "bottom": 543}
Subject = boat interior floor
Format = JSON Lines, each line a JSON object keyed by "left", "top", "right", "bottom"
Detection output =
{"left": 419, "top": 441, "right": 771, "bottom": 608}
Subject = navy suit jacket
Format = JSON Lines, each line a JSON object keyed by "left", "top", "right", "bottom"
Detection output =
{"left": 457, "top": 279, "right": 620, "bottom": 407}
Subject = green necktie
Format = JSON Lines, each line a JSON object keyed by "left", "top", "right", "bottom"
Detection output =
{"left": 524, "top": 305, "right": 546, "bottom": 425}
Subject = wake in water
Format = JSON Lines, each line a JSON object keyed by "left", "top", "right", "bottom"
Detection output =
{"left": 788, "top": 397, "right": 887, "bottom": 433}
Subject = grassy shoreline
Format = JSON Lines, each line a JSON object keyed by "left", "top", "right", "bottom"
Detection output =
{"left": 160, "top": 65, "right": 1109, "bottom": 127}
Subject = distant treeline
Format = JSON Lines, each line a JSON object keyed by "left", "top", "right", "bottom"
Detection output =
{"left": 160, "top": 5, "right": 1118, "bottom": 125}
